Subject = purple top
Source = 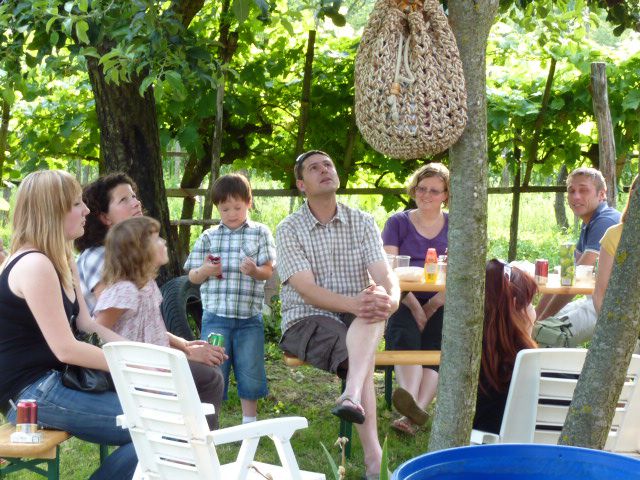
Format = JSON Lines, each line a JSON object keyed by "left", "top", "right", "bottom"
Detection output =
{"left": 382, "top": 210, "right": 448, "bottom": 300}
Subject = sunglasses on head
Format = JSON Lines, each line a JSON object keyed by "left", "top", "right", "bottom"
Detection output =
{"left": 496, "top": 259, "right": 511, "bottom": 281}
{"left": 295, "top": 150, "right": 331, "bottom": 167}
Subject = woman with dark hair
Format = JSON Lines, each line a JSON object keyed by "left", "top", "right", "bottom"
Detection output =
{"left": 76, "top": 173, "right": 226, "bottom": 429}
{"left": 474, "top": 259, "right": 538, "bottom": 434}
{"left": 75, "top": 173, "right": 142, "bottom": 313}
{"left": 593, "top": 174, "right": 639, "bottom": 315}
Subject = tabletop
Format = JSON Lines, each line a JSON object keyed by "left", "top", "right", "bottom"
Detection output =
{"left": 398, "top": 274, "right": 594, "bottom": 296}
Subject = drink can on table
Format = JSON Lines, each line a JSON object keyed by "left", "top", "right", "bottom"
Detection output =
{"left": 535, "top": 259, "right": 549, "bottom": 285}
{"left": 559, "top": 242, "right": 575, "bottom": 286}
{"left": 16, "top": 399, "right": 38, "bottom": 434}
{"left": 207, "top": 332, "right": 224, "bottom": 347}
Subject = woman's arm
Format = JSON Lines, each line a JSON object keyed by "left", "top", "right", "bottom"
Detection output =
{"left": 593, "top": 248, "right": 614, "bottom": 314}
{"left": 11, "top": 253, "right": 108, "bottom": 370}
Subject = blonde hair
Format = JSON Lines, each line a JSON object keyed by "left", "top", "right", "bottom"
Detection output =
{"left": 407, "top": 162, "right": 450, "bottom": 207}
{"left": 10, "top": 170, "right": 82, "bottom": 291}
{"left": 102, "top": 216, "right": 161, "bottom": 289}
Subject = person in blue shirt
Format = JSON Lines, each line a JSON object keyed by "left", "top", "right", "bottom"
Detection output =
{"left": 536, "top": 167, "right": 621, "bottom": 344}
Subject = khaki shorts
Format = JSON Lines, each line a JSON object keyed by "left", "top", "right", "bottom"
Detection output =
{"left": 280, "top": 314, "right": 354, "bottom": 379}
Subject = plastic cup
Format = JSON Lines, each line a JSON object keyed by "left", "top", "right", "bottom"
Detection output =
{"left": 386, "top": 254, "right": 396, "bottom": 269}
{"left": 396, "top": 255, "right": 410, "bottom": 268}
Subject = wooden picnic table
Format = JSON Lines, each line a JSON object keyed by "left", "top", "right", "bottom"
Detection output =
{"left": 399, "top": 274, "right": 595, "bottom": 296}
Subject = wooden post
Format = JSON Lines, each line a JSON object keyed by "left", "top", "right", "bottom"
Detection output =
{"left": 590, "top": 62, "right": 617, "bottom": 208}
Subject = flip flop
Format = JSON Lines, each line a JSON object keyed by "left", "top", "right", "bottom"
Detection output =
{"left": 390, "top": 417, "right": 416, "bottom": 436}
{"left": 331, "top": 395, "right": 365, "bottom": 424}
{"left": 392, "top": 387, "right": 428, "bottom": 426}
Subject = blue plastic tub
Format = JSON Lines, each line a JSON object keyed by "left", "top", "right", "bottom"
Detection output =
{"left": 392, "top": 444, "right": 640, "bottom": 480}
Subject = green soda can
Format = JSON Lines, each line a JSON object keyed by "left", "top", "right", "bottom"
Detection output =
{"left": 559, "top": 242, "right": 575, "bottom": 286}
{"left": 207, "top": 332, "right": 224, "bottom": 347}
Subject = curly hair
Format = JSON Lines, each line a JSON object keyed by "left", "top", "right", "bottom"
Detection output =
{"left": 480, "top": 259, "right": 538, "bottom": 395}
{"left": 102, "top": 216, "right": 161, "bottom": 289}
{"left": 74, "top": 173, "right": 138, "bottom": 252}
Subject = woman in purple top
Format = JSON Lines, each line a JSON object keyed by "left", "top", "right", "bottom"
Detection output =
{"left": 381, "top": 163, "right": 449, "bottom": 436}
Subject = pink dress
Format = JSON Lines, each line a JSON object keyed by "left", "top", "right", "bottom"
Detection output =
{"left": 94, "top": 280, "right": 169, "bottom": 347}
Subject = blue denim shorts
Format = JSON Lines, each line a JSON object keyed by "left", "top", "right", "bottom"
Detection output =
{"left": 201, "top": 312, "right": 268, "bottom": 400}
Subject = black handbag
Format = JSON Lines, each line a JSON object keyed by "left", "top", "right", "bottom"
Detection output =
{"left": 61, "top": 315, "right": 114, "bottom": 392}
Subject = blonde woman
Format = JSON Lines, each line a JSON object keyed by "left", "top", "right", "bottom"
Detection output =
{"left": 0, "top": 170, "right": 136, "bottom": 479}
{"left": 381, "top": 163, "right": 449, "bottom": 435}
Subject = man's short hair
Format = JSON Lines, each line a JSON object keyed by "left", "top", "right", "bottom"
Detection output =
{"left": 294, "top": 150, "right": 331, "bottom": 180}
{"left": 567, "top": 167, "right": 606, "bottom": 192}
{"left": 212, "top": 173, "right": 252, "bottom": 205}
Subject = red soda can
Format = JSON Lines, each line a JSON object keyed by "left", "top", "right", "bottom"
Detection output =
{"left": 207, "top": 254, "right": 223, "bottom": 279}
{"left": 16, "top": 399, "right": 38, "bottom": 433}
{"left": 535, "top": 259, "right": 549, "bottom": 285}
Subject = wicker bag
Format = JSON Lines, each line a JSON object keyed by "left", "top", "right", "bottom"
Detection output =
{"left": 355, "top": 0, "right": 467, "bottom": 159}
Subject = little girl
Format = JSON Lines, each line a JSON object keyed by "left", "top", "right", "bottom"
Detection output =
{"left": 93, "top": 216, "right": 226, "bottom": 429}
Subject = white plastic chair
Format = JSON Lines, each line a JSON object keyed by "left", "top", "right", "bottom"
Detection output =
{"left": 104, "top": 341, "right": 325, "bottom": 480}
{"left": 471, "top": 348, "right": 640, "bottom": 456}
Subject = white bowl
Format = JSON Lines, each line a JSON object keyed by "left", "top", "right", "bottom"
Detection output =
{"left": 394, "top": 266, "right": 424, "bottom": 282}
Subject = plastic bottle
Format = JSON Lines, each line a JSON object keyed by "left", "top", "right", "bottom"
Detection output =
{"left": 424, "top": 248, "right": 438, "bottom": 284}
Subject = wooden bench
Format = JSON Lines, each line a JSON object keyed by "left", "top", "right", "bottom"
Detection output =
{"left": 284, "top": 350, "right": 440, "bottom": 457}
{"left": 0, "top": 424, "right": 109, "bottom": 479}
{"left": 0, "top": 423, "right": 70, "bottom": 479}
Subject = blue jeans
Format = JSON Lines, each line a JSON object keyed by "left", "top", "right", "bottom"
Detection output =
{"left": 201, "top": 312, "right": 268, "bottom": 400}
{"left": 7, "top": 370, "right": 137, "bottom": 480}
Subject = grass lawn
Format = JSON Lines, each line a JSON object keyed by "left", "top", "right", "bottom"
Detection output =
{"left": 1, "top": 344, "right": 432, "bottom": 479}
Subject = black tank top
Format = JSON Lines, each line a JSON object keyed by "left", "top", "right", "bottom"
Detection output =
{"left": 0, "top": 251, "right": 79, "bottom": 412}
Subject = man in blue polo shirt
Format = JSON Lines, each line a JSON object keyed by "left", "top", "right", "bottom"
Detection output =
{"left": 536, "top": 167, "right": 621, "bottom": 344}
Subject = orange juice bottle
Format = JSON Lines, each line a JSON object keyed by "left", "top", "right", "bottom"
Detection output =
{"left": 424, "top": 248, "right": 438, "bottom": 283}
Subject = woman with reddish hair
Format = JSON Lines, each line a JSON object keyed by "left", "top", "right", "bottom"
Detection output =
{"left": 474, "top": 259, "right": 538, "bottom": 434}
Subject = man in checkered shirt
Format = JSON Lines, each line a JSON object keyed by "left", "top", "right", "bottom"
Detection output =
{"left": 276, "top": 150, "right": 400, "bottom": 479}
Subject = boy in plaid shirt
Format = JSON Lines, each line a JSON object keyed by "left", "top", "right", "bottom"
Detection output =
{"left": 185, "top": 173, "right": 275, "bottom": 424}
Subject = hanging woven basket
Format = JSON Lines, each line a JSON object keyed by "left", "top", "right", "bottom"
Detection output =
{"left": 355, "top": 0, "right": 467, "bottom": 159}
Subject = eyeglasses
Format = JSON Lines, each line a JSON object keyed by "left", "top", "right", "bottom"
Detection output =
{"left": 415, "top": 186, "right": 446, "bottom": 196}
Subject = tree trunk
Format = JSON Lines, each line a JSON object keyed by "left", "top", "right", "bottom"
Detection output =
{"left": 428, "top": 0, "right": 499, "bottom": 452}
{"left": 341, "top": 110, "right": 357, "bottom": 186}
{"left": 522, "top": 58, "right": 556, "bottom": 187}
{"left": 508, "top": 140, "right": 522, "bottom": 261}
{"left": 86, "top": 57, "right": 180, "bottom": 282}
{"left": 202, "top": 78, "right": 226, "bottom": 221}
{"left": 591, "top": 62, "right": 617, "bottom": 208}
{"left": 289, "top": 29, "right": 316, "bottom": 188}
{"left": 560, "top": 185, "right": 640, "bottom": 447}
{"left": 554, "top": 164, "right": 569, "bottom": 230}
{"left": 0, "top": 99, "right": 9, "bottom": 178}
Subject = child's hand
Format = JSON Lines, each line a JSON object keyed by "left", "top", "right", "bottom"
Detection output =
{"left": 185, "top": 340, "right": 228, "bottom": 366}
{"left": 240, "top": 256, "right": 257, "bottom": 277}
{"left": 201, "top": 257, "right": 222, "bottom": 279}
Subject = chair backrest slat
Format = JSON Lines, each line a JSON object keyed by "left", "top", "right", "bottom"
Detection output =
{"left": 501, "top": 348, "right": 640, "bottom": 454}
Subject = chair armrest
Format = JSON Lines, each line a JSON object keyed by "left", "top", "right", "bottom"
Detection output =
{"left": 209, "top": 416, "right": 308, "bottom": 445}
{"left": 470, "top": 429, "right": 499, "bottom": 445}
